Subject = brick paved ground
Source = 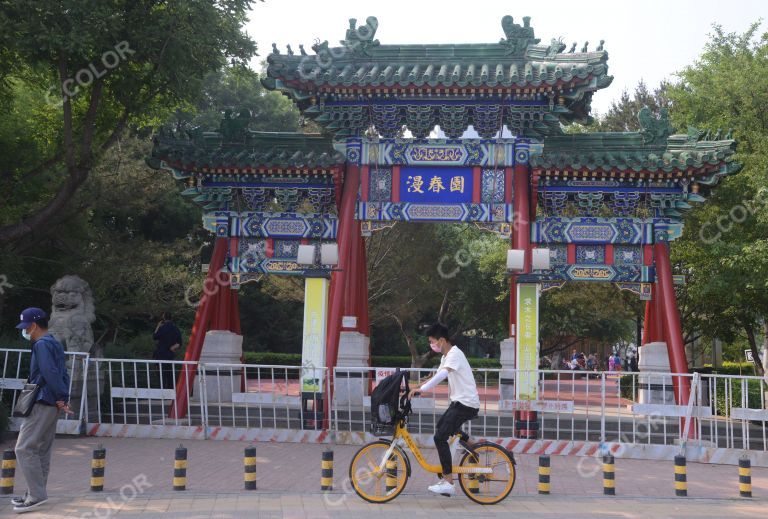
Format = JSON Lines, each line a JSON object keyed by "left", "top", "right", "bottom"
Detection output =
{"left": 0, "top": 435, "right": 766, "bottom": 517}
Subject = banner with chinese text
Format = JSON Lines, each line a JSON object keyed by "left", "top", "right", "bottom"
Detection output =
{"left": 301, "top": 277, "right": 328, "bottom": 393}
{"left": 515, "top": 283, "right": 540, "bottom": 400}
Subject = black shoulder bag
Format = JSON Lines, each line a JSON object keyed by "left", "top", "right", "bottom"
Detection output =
{"left": 12, "top": 343, "right": 44, "bottom": 418}
{"left": 12, "top": 382, "right": 41, "bottom": 418}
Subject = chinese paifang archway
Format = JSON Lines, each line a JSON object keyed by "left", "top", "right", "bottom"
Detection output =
{"left": 149, "top": 16, "right": 741, "bottom": 432}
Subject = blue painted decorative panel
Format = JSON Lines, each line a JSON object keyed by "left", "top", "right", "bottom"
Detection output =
{"left": 400, "top": 167, "right": 473, "bottom": 203}
{"left": 575, "top": 245, "right": 605, "bottom": 264}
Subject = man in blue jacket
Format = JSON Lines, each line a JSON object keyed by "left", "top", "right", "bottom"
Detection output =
{"left": 13, "top": 308, "right": 72, "bottom": 514}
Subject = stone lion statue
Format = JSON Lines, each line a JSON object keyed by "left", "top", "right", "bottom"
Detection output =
{"left": 48, "top": 275, "right": 97, "bottom": 356}
{"left": 48, "top": 275, "right": 105, "bottom": 420}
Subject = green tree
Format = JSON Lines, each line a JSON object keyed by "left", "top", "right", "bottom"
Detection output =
{"left": 366, "top": 223, "right": 509, "bottom": 365}
{"left": 0, "top": 0, "right": 257, "bottom": 246}
{"left": 539, "top": 284, "right": 639, "bottom": 357}
{"left": 594, "top": 80, "right": 671, "bottom": 132}
{"left": 0, "top": 63, "right": 306, "bottom": 353}
{"left": 176, "top": 66, "right": 300, "bottom": 131}
{"left": 664, "top": 22, "right": 768, "bottom": 373}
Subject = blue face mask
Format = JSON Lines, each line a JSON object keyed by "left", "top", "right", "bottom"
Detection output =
{"left": 21, "top": 328, "right": 32, "bottom": 341}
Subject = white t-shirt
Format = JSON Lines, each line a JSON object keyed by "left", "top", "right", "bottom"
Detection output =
{"left": 439, "top": 345, "right": 480, "bottom": 409}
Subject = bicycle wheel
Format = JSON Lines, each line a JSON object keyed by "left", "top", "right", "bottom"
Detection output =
{"left": 457, "top": 441, "right": 516, "bottom": 504}
{"left": 349, "top": 440, "right": 409, "bottom": 503}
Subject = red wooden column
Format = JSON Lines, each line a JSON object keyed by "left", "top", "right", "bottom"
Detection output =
{"left": 512, "top": 161, "right": 536, "bottom": 438}
{"left": 654, "top": 242, "right": 692, "bottom": 409}
{"left": 643, "top": 284, "right": 663, "bottom": 344}
{"left": 653, "top": 283, "right": 666, "bottom": 343}
{"left": 513, "top": 164, "right": 531, "bottom": 272}
{"left": 326, "top": 163, "right": 361, "bottom": 412}
{"left": 169, "top": 237, "right": 228, "bottom": 419}
{"left": 346, "top": 170, "right": 370, "bottom": 336}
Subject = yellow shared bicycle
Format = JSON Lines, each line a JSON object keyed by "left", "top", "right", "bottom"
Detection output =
{"left": 349, "top": 395, "right": 516, "bottom": 504}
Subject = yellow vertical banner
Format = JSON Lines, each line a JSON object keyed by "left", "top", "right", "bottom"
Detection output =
{"left": 516, "top": 283, "right": 540, "bottom": 400}
{"left": 301, "top": 277, "right": 329, "bottom": 392}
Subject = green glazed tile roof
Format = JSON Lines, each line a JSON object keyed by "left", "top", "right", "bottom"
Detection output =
{"left": 262, "top": 16, "right": 612, "bottom": 138}
{"left": 531, "top": 108, "right": 741, "bottom": 180}
{"left": 148, "top": 126, "right": 344, "bottom": 172}
{"left": 265, "top": 16, "right": 610, "bottom": 91}
{"left": 265, "top": 47, "right": 610, "bottom": 90}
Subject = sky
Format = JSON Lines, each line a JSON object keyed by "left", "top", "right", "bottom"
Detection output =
{"left": 246, "top": 0, "right": 767, "bottom": 116}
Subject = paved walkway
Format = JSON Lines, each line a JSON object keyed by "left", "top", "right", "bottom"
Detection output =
{"left": 0, "top": 435, "right": 765, "bottom": 517}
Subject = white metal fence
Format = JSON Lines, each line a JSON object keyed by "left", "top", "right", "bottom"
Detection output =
{"left": 332, "top": 367, "right": 768, "bottom": 454}
{"left": 0, "top": 348, "right": 89, "bottom": 434}
{"left": 82, "top": 358, "right": 328, "bottom": 438}
{"left": 1, "top": 349, "right": 767, "bottom": 464}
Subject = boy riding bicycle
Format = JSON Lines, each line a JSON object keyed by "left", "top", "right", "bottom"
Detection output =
{"left": 409, "top": 323, "right": 480, "bottom": 496}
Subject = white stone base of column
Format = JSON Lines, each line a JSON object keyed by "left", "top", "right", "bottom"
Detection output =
{"left": 638, "top": 341, "right": 675, "bottom": 405}
{"left": 193, "top": 330, "right": 243, "bottom": 404}
{"left": 335, "top": 331, "right": 371, "bottom": 406}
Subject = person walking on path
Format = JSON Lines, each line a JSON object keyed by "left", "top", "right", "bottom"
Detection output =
{"left": 13, "top": 307, "right": 72, "bottom": 514}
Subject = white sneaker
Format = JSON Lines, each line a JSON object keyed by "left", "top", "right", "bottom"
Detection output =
{"left": 427, "top": 479, "right": 455, "bottom": 496}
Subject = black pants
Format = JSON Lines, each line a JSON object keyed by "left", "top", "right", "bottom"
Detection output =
{"left": 434, "top": 401, "right": 479, "bottom": 476}
{"left": 159, "top": 363, "right": 176, "bottom": 390}
{"left": 153, "top": 356, "right": 176, "bottom": 390}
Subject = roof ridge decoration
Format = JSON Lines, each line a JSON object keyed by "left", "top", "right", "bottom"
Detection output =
{"left": 220, "top": 109, "right": 253, "bottom": 142}
{"left": 638, "top": 107, "right": 674, "bottom": 146}
{"left": 342, "top": 16, "right": 380, "bottom": 56}
{"left": 500, "top": 15, "right": 540, "bottom": 56}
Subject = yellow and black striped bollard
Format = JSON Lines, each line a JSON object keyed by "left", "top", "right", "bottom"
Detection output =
{"left": 603, "top": 454, "right": 615, "bottom": 495}
{"left": 90, "top": 445, "right": 106, "bottom": 492}
{"left": 244, "top": 446, "right": 257, "bottom": 491}
{"left": 538, "top": 455, "right": 550, "bottom": 495}
{"left": 674, "top": 455, "right": 687, "bottom": 497}
{"left": 1, "top": 449, "right": 15, "bottom": 495}
{"left": 738, "top": 457, "right": 752, "bottom": 498}
{"left": 385, "top": 456, "right": 398, "bottom": 494}
{"left": 173, "top": 445, "right": 187, "bottom": 491}
{"left": 320, "top": 450, "right": 333, "bottom": 491}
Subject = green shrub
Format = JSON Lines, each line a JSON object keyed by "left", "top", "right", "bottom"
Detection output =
{"left": 711, "top": 377, "right": 764, "bottom": 415}
{"left": 619, "top": 375, "right": 634, "bottom": 400}
{"left": 242, "top": 352, "right": 301, "bottom": 366}
{"left": 104, "top": 334, "right": 157, "bottom": 360}
{"left": 707, "top": 362, "right": 760, "bottom": 376}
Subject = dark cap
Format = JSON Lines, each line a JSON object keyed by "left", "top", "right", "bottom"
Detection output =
{"left": 15, "top": 307, "right": 48, "bottom": 329}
